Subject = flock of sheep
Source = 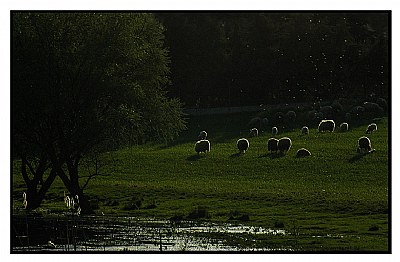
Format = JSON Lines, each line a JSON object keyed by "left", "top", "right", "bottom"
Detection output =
{"left": 194, "top": 120, "right": 378, "bottom": 157}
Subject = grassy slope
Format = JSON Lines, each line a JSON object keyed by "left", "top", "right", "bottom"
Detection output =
{"left": 12, "top": 115, "right": 389, "bottom": 251}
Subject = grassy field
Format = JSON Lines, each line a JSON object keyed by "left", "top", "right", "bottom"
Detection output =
{"left": 12, "top": 113, "right": 390, "bottom": 252}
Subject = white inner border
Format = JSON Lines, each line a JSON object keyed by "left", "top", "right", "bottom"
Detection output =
{"left": 1, "top": 0, "right": 398, "bottom": 261}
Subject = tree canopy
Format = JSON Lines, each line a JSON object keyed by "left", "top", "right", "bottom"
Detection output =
{"left": 157, "top": 12, "right": 389, "bottom": 108}
{"left": 12, "top": 12, "right": 186, "bottom": 212}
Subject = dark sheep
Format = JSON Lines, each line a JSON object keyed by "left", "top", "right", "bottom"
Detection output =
{"left": 296, "top": 148, "right": 311, "bottom": 157}
{"left": 277, "top": 137, "right": 292, "bottom": 154}
{"left": 195, "top": 140, "right": 210, "bottom": 154}
{"left": 237, "top": 138, "right": 250, "bottom": 153}
{"left": 267, "top": 138, "right": 279, "bottom": 153}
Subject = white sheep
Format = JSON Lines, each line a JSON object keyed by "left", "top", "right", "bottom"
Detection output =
{"left": 195, "top": 140, "right": 210, "bottom": 154}
{"left": 272, "top": 126, "right": 278, "bottom": 136}
{"left": 249, "top": 128, "right": 259, "bottom": 137}
{"left": 267, "top": 138, "right": 279, "bottom": 153}
{"left": 237, "top": 138, "right": 249, "bottom": 153}
{"left": 366, "top": 123, "right": 377, "bottom": 134}
{"left": 357, "top": 136, "right": 374, "bottom": 154}
{"left": 339, "top": 122, "right": 349, "bottom": 132}
{"left": 318, "top": 120, "right": 335, "bottom": 132}
{"left": 301, "top": 126, "right": 309, "bottom": 135}
{"left": 198, "top": 130, "right": 207, "bottom": 140}
{"left": 296, "top": 148, "right": 311, "bottom": 157}
{"left": 277, "top": 137, "right": 292, "bottom": 154}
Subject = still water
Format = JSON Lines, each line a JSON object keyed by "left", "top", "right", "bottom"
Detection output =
{"left": 12, "top": 214, "right": 287, "bottom": 252}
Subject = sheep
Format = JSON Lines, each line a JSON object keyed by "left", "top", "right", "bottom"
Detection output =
{"left": 195, "top": 140, "right": 210, "bottom": 154}
{"left": 318, "top": 119, "right": 335, "bottom": 132}
{"left": 277, "top": 137, "right": 292, "bottom": 154}
{"left": 267, "top": 138, "right": 279, "bottom": 153}
{"left": 237, "top": 138, "right": 249, "bottom": 153}
{"left": 198, "top": 130, "right": 207, "bottom": 140}
{"left": 357, "top": 136, "right": 374, "bottom": 154}
{"left": 296, "top": 148, "right": 311, "bottom": 157}
{"left": 366, "top": 123, "right": 377, "bottom": 134}
{"left": 339, "top": 122, "right": 349, "bottom": 132}
{"left": 301, "top": 126, "right": 309, "bottom": 135}
{"left": 249, "top": 128, "right": 259, "bottom": 137}
{"left": 272, "top": 126, "right": 278, "bottom": 136}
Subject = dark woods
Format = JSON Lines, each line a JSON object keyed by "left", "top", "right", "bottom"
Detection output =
{"left": 157, "top": 13, "right": 389, "bottom": 108}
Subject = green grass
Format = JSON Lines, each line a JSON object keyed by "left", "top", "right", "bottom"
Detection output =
{"left": 12, "top": 115, "right": 390, "bottom": 251}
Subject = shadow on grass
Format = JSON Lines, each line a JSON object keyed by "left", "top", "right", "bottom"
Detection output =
{"left": 229, "top": 152, "right": 243, "bottom": 158}
{"left": 186, "top": 154, "right": 201, "bottom": 161}
{"left": 348, "top": 154, "right": 366, "bottom": 163}
{"left": 258, "top": 153, "right": 284, "bottom": 159}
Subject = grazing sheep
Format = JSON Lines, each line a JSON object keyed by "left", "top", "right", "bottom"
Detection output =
{"left": 366, "top": 123, "right": 377, "bottom": 134}
{"left": 198, "top": 130, "right": 207, "bottom": 140}
{"left": 301, "top": 126, "right": 309, "bottom": 135}
{"left": 277, "top": 137, "right": 292, "bottom": 154}
{"left": 357, "top": 136, "right": 373, "bottom": 154}
{"left": 318, "top": 120, "right": 335, "bottom": 132}
{"left": 272, "top": 126, "right": 278, "bottom": 136}
{"left": 296, "top": 148, "right": 311, "bottom": 157}
{"left": 195, "top": 140, "right": 210, "bottom": 154}
{"left": 249, "top": 128, "right": 259, "bottom": 137}
{"left": 267, "top": 138, "right": 279, "bottom": 153}
{"left": 339, "top": 122, "right": 349, "bottom": 132}
{"left": 237, "top": 138, "right": 249, "bottom": 153}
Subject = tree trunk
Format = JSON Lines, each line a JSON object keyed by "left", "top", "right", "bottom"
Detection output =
{"left": 58, "top": 160, "right": 94, "bottom": 215}
{"left": 21, "top": 157, "right": 58, "bottom": 211}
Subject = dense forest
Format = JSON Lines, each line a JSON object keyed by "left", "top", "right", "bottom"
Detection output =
{"left": 156, "top": 13, "right": 389, "bottom": 108}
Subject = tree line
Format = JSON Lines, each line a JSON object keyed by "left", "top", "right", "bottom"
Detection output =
{"left": 157, "top": 12, "right": 389, "bottom": 108}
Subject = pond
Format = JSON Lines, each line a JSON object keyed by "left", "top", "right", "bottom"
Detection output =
{"left": 12, "top": 213, "right": 287, "bottom": 252}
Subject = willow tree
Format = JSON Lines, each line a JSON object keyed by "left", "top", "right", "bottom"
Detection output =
{"left": 12, "top": 12, "right": 186, "bottom": 213}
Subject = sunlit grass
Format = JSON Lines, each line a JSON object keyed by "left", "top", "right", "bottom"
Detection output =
{"left": 12, "top": 116, "right": 389, "bottom": 251}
